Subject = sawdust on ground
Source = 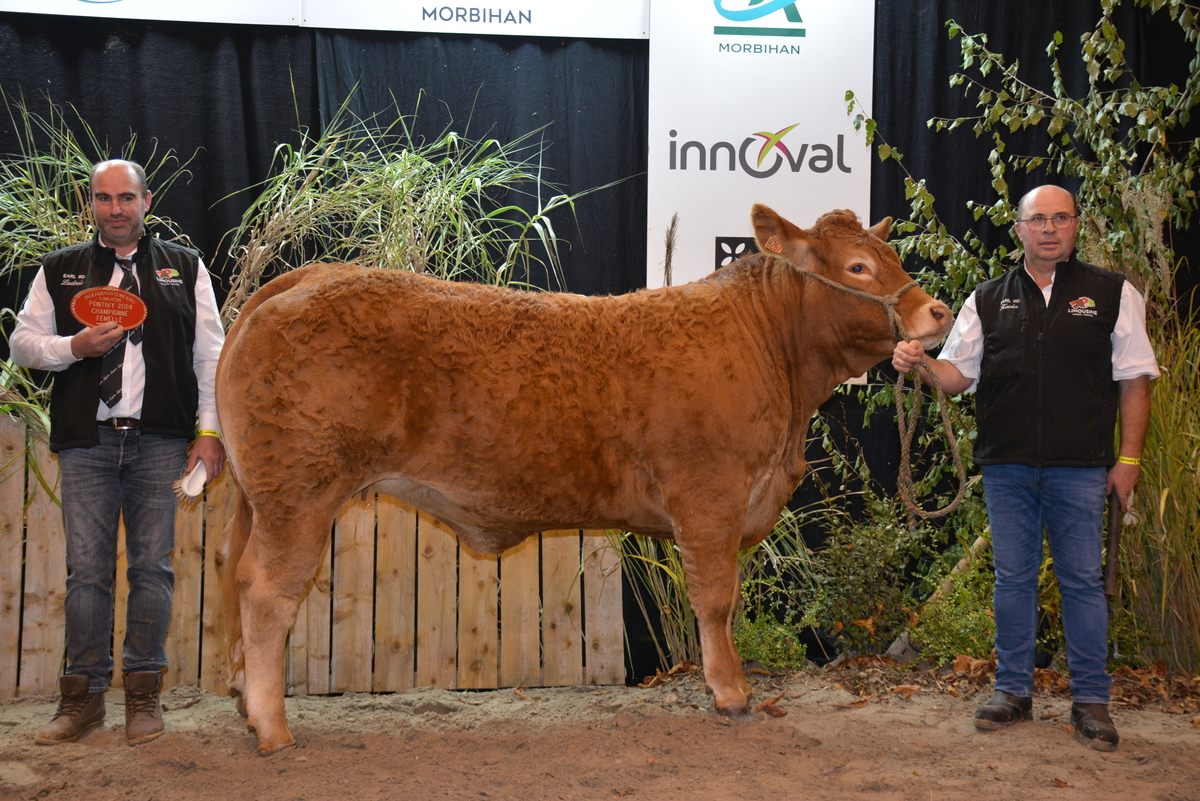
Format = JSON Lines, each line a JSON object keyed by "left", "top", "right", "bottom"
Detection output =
{"left": 1, "top": 660, "right": 1197, "bottom": 801}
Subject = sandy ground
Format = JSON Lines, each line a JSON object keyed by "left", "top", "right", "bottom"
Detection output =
{"left": 1, "top": 665, "right": 1197, "bottom": 801}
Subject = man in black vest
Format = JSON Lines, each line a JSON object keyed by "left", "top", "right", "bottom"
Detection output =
{"left": 10, "top": 159, "right": 226, "bottom": 745}
{"left": 892, "top": 185, "right": 1158, "bottom": 751}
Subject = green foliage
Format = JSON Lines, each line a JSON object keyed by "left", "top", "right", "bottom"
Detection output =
{"left": 733, "top": 508, "right": 819, "bottom": 671}
{"left": 732, "top": 607, "right": 808, "bottom": 672}
{"left": 1124, "top": 315, "right": 1200, "bottom": 670}
{"left": 910, "top": 542, "right": 996, "bottom": 666}
{"left": 220, "top": 90, "right": 612, "bottom": 324}
{"left": 798, "top": 495, "right": 931, "bottom": 653}
{"left": 609, "top": 531, "right": 701, "bottom": 669}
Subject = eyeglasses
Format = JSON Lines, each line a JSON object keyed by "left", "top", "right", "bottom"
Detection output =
{"left": 1018, "top": 213, "right": 1078, "bottom": 231}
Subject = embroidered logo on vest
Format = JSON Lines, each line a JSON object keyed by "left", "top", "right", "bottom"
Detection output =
{"left": 1068, "top": 296, "right": 1098, "bottom": 317}
{"left": 155, "top": 267, "right": 184, "bottom": 286}
{"left": 1000, "top": 298, "right": 1020, "bottom": 311}
{"left": 60, "top": 272, "right": 86, "bottom": 287}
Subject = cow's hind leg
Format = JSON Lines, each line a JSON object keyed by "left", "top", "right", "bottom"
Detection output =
{"left": 678, "top": 535, "right": 754, "bottom": 720}
{"left": 236, "top": 508, "right": 337, "bottom": 755}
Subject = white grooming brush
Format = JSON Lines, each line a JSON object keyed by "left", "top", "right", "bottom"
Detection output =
{"left": 173, "top": 462, "right": 207, "bottom": 499}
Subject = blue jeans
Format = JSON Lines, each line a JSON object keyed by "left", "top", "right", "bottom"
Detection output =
{"left": 982, "top": 464, "right": 1111, "bottom": 704}
{"left": 58, "top": 428, "right": 188, "bottom": 694}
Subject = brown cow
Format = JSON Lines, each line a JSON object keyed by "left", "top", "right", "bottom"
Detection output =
{"left": 215, "top": 205, "right": 952, "bottom": 754}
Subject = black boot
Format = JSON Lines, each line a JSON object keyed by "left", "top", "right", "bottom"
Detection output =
{"left": 974, "top": 690, "right": 1032, "bottom": 730}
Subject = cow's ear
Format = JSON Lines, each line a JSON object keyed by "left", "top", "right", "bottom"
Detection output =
{"left": 867, "top": 217, "right": 893, "bottom": 240}
{"left": 751, "top": 203, "right": 802, "bottom": 256}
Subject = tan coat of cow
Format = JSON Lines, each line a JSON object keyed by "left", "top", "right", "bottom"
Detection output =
{"left": 215, "top": 205, "right": 953, "bottom": 754}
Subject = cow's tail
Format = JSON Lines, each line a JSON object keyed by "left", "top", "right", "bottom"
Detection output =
{"left": 214, "top": 481, "right": 254, "bottom": 712}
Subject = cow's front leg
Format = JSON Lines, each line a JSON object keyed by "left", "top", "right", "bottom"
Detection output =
{"left": 678, "top": 536, "right": 754, "bottom": 720}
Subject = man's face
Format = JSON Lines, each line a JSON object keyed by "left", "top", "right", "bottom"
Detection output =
{"left": 90, "top": 164, "right": 151, "bottom": 250}
{"left": 1016, "top": 187, "right": 1078, "bottom": 270}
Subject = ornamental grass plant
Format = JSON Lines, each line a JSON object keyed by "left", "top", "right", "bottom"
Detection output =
{"left": 219, "top": 93, "right": 602, "bottom": 324}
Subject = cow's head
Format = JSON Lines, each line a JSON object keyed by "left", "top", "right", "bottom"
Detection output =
{"left": 750, "top": 204, "right": 952, "bottom": 352}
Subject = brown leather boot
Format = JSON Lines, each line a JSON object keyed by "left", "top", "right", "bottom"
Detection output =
{"left": 124, "top": 671, "right": 165, "bottom": 745}
{"left": 35, "top": 675, "right": 106, "bottom": 745}
{"left": 1072, "top": 702, "right": 1119, "bottom": 751}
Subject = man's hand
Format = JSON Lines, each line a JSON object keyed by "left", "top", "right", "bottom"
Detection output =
{"left": 188, "top": 434, "right": 227, "bottom": 486}
{"left": 892, "top": 339, "right": 926, "bottom": 373}
{"left": 1106, "top": 462, "right": 1140, "bottom": 512}
{"left": 71, "top": 321, "right": 126, "bottom": 358}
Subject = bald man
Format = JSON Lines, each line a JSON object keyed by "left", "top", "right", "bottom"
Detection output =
{"left": 893, "top": 185, "right": 1158, "bottom": 751}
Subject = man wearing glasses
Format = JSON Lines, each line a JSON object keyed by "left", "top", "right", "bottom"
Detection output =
{"left": 892, "top": 184, "right": 1159, "bottom": 751}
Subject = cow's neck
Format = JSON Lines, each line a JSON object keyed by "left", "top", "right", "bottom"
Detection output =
{"left": 779, "top": 278, "right": 893, "bottom": 441}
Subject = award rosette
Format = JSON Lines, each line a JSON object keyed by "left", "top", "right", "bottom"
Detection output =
{"left": 70, "top": 286, "right": 148, "bottom": 331}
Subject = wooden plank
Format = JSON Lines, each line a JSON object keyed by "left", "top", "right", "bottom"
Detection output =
{"left": 113, "top": 516, "right": 128, "bottom": 688}
{"left": 166, "top": 491, "right": 205, "bottom": 691}
{"left": 199, "top": 470, "right": 237, "bottom": 695}
{"left": 541, "top": 530, "right": 583, "bottom": 686}
{"left": 330, "top": 492, "right": 376, "bottom": 693}
{"left": 498, "top": 533, "right": 541, "bottom": 687}
{"left": 415, "top": 513, "right": 458, "bottom": 688}
{"left": 582, "top": 531, "right": 625, "bottom": 685}
{"left": 373, "top": 493, "right": 417, "bottom": 691}
{"left": 457, "top": 541, "right": 499, "bottom": 689}
{"left": 301, "top": 535, "right": 334, "bottom": 695}
{"left": 18, "top": 439, "right": 65, "bottom": 697}
{"left": 0, "top": 417, "right": 25, "bottom": 699}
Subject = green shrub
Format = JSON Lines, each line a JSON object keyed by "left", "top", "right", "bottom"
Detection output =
{"left": 733, "top": 606, "right": 808, "bottom": 672}
{"left": 910, "top": 543, "right": 996, "bottom": 666}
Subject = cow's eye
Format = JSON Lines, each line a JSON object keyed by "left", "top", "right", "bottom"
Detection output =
{"left": 849, "top": 263, "right": 866, "bottom": 273}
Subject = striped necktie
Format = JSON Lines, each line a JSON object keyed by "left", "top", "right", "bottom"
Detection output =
{"left": 98, "top": 257, "right": 141, "bottom": 408}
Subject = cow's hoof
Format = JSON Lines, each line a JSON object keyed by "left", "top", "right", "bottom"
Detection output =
{"left": 716, "top": 704, "right": 756, "bottom": 722}
{"left": 257, "top": 736, "right": 297, "bottom": 757}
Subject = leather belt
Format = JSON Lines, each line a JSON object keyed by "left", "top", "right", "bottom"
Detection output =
{"left": 97, "top": 417, "right": 140, "bottom": 430}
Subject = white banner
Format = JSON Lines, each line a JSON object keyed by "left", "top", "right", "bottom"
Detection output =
{"left": 646, "top": 0, "right": 875, "bottom": 287}
{"left": 0, "top": 0, "right": 648, "bottom": 37}
{"left": 0, "top": 0, "right": 297, "bottom": 25}
{"left": 302, "top": 1, "right": 649, "bottom": 39}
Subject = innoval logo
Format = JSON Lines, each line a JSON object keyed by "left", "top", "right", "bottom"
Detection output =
{"left": 713, "top": 0, "right": 805, "bottom": 38}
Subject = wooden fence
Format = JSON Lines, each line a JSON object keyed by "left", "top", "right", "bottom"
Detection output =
{"left": 0, "top": 415, "right": 625, "bottom": 699}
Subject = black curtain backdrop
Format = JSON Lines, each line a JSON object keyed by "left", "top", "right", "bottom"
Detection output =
{"left": 0, "top": 12, "right": 315, "bottom": 318}
{"left": 1, "top": 3, "right": 1194, "bottom": 676}
{"left": 313, "top": 30, "right": 649, "bottom": 296}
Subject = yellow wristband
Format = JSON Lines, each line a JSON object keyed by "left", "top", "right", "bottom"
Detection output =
{"left": 1117, "top": 456, "right": 1141, "bottom": 466}
{"left": 198, "top": 429, "right": 222, "bottom": 440}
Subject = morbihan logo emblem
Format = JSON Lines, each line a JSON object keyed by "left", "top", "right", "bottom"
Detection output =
{"left": 713, "top": 0, "right": 805, "bottom": 39}
{"left": 668, "top": 125, "right": 852, "bottom": 179}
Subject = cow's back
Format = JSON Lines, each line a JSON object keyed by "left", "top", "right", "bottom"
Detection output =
{"left": 217, "top": 263, "right": 794, "bottom": 542}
